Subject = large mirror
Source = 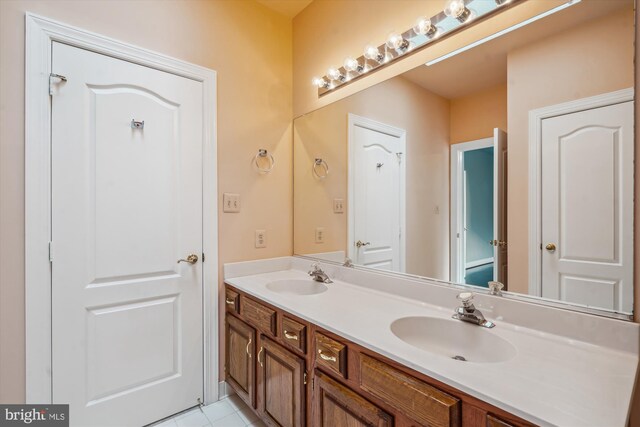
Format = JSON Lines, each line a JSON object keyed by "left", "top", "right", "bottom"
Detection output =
{"left": 293, "top": 0, "right": 635, "bottom": 317}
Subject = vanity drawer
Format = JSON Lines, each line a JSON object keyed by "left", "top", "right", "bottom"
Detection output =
{"left": 486, "top": 414, "right": 516, "bottom": 427}
{"left": 225, "top": 288, "right": 239, "bottom": 313}
{"left": 241, "top": 297, "right": 276, "bottom": 336}
{"left": 359, "top": 354, "right": 460, "bottom": 427}
{"left": 281, "top": 316, "right": 306, "bottom": 353}
{"left": 315, "top": 332, "right": 347, "bottom": 378}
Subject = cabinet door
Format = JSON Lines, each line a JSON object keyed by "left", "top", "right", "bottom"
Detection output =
{"left": 313, "top": 371, "right": 392, "bottom": 427}
{"left": 226, "top": 315, "right": 256, "bottom": 408}
{"left": 257, "top": 336, "right": 306, "bottom": 427}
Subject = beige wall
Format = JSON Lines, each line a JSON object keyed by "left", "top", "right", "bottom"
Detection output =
{"left": 294, "top": 76, "right": 450, "bottom": 279}
{"left": 0, "top": 0, "right": 292, "bottom": 403}
{"left": 506, "top": 7, "right": 634, "bottom": 294}
{"left": 450, "top": 84, "right": 508, "bottom": 145}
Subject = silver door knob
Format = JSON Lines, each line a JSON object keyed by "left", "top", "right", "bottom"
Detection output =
{"left": 177, "top": 254, "right": 198, "bottom": 264}
{"left": 355, "top": 240, "right": 371, "bottom": 248}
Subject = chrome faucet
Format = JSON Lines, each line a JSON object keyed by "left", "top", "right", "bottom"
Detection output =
{"left": 309, "top": 263, "right": 333, "bottom": 283}
{"left": 452, "top": 292, "right": 495, "bottom": 328}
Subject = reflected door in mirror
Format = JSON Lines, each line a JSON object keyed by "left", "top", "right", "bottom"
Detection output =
{"left": 349, "top": 115, "right": 406, "bottom": 272}
{"left": 541, "top": 101, "right": 633, "bottom": 312}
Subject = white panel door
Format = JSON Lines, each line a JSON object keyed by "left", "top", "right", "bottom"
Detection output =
{"left": 51, "top": 42, "right": 204, "bottom": 426}
{"left": 541, "top": 102, "right": 633, "bottom": 312}
{"left": 493, "top": 129, "right": 507, "bottom": 283}
{"left": 350, "top": 116, "right": 406, "bottom": 272}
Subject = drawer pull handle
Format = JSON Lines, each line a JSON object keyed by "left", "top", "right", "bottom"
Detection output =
{"left": 258, "top": 346, "right": 264, "bottom": 367}
{"left": 318, "top": 349, "right": 337, "bottom": 362}
{"left": 246, "top": 339, "right": 252, "bottom": 357}
{"left": 225, "top": 297, "right": 235, "bottom": 305}
{"left": 283, "top": 330, "right": 299, "bottom": 341}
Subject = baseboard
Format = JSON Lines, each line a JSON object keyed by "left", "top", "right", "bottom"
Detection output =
{"left": 218, "top": 381, "right": 236, "bottom": 399}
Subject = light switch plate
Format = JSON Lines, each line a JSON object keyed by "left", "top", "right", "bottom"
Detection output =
{"left": 223, "top": 193, "right": 240, "bottom": 213}
{"left": 255, "top": 229, "right": 267, "bottom": 248}
{"left": 333, "top": 198, "right": 345, "bottom": 213}
{"left": 315, "top": 227, "right": 325, "bottom": 243}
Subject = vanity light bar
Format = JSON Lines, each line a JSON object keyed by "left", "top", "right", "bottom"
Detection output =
{"left": 312, "top": 0, "right": 522, "bottom": 96}
{"left": 426, "top": 0, "right": 582, "bottom": 66}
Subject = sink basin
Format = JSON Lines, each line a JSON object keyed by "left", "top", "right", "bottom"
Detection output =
{"left": 390, "top": 316, "right": 516, "bottom": 363}
{"left": 266, "top": 279, "right": 328, "bottom": 296}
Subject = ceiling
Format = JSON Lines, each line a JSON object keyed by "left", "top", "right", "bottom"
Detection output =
{"left": 255, "top": 0, "right": 313, "bottom": 18}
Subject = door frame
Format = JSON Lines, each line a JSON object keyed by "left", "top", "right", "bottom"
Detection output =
{"left": 527, "top": 88, "right": 633, "bottom": 297}
{"left": 25, "top": 13, "right": 218, "bottom": 405}
{"left": 347, "top": 114, "right": 406, "bottom": 272}
{"left": 450, "top": 137, "right": 494, "bottom": 284}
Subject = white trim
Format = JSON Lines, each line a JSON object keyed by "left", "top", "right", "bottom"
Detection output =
{"left": 527, "top": 88, "right": 634, "bottom": 297}
{"left": 347, "top": 114, "right": 406, "bottom": 272}
{"left": 450, "top": 137, "right": 493, "bottom": 284}
{"left": 465, "top": 257, "right": 494, "bottom": 269}
{"left": 25, "top": 13, "right": 218, "bottom": 405}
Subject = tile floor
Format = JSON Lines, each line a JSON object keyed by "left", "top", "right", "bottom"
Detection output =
{"left": 152, "top": 395, "right": 266, "bottom": 427}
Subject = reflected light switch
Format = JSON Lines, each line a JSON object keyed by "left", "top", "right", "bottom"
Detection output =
{"left": 223, "top": 193, "right": 240, "bottom": 213}
{"left": 333, "top": 198, "right": 345, "bottom": 213}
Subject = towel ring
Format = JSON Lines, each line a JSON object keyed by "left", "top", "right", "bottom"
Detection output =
{"left": 255, "top": 149, "right": 275, "bottom": 174}
{"left": 313, "top": 158, "right": 329, "bottom": 179}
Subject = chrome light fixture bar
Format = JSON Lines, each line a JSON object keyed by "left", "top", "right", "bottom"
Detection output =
{"left": 313, "top": 0, "right": 523, "bottom": 96}
{"left": 426, "top": 0, "right": 581, "bottom": 66}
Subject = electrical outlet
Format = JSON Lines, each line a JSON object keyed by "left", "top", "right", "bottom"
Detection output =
{"left": 333, "top": 198, "right": 344, "bottom": 213}
{"left": 315, "top": 227, "right": 325, "bottom": 243}
{"left": 255, "top": 229, "right": 267, "bottom": 248}
{"left": 223, "top": 193, "right": 240, "bottom": 213}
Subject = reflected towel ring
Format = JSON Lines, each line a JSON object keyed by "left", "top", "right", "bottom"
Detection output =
{"left": 255, "top": 148, "right": 275, "bottom": 174}
{"left": 313, "top": 158, "right": 329, "bottom": 179}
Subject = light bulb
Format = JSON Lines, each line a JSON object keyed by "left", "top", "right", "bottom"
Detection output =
{"left": 312, "top": 76, "right": 328, "bottom": 89}
{"left": 413, "top": 17, "right": 437, "bottom": 37}
{"left": 386, "top": 32, "right": 409, "bottom": 51}
{"left": 343, "top": 57, "right": 363, "bottom": 73}
{"left": 363, "top": 45, "right": 383, "bottom": 62}
{"left": 444, "top": 0, "right": 471, "bottom": 23}
{"left": 327, "top": 67, "right": 345, "bottom": 82}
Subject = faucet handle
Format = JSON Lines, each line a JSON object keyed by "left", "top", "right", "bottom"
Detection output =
{"left": 456, "top": 292, "right": 475, "bottom": 307}
{"left": 308, "top": 262, "right": 320, "bottom": 274}
{"left": 488, "top": 281, "right": 504, "bottom": 296}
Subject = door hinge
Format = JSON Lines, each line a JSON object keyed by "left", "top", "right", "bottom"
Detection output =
{"left": 49, "top": 73, "right": 67, "bottom": 95}
{"left": 312, "top": 376, "right": 315, "bottom": 390}
{"left": 202, "top": 253, "right": 205, "bottom": 262}
{"left": 48, "top": 241, "right": 53, "bottom": 262}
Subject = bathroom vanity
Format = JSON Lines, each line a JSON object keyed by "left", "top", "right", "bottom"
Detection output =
{"left": 223, "top": 257, "right": 639, "bottom": 427}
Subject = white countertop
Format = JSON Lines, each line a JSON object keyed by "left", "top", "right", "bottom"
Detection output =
{"left": 224, "top": 257, "right": 639, "bottom": 427}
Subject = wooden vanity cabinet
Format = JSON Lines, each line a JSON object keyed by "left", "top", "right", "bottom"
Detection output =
{"left": 225, "top": 314, "right": 256, "bottom": 408}
{"left": 224, "top": 284, "right": 537, "bottom": 427}
{"left": 313, "top": 371, "right": 392, "bottom": 427}
{"left": 257, "top": 336, "right": 306, "bottom": 427}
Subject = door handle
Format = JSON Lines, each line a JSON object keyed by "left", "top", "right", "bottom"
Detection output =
{"left": 545, "top": 243, "right": 557, "bottom": 252}
{"left": 355, "top": 240, "right": 371, "bottom": 248}
{"left": 177, "top": 254, "right": 199, "bottom": 264}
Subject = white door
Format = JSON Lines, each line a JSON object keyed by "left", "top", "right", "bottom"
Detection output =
{"left": 493, "top": 129, "right": 507, "bottom": 283}
{"left": 51, "top": 42, "right": 204, "bottom": 426}
{"left": 541, "top": 102, "right": 633, "bottom": 312}
{"left": 349, "top": 115, "right": 406, "bottom": 272}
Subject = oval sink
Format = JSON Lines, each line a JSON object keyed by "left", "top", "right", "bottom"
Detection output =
{"left": 266, "top": 279, "right": 328, "bottom": 296}
{"left": 391, "top": 316, "right": 516, "bottom": 363}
